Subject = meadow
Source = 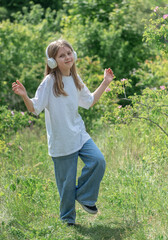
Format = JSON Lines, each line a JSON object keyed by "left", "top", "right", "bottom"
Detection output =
{"left": 1, "top": 119, "right": 168, "bottom": 240}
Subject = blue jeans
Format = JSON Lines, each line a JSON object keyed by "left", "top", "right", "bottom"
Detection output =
{"left": 52, "top": 138, "right": 106, "bottom": 224}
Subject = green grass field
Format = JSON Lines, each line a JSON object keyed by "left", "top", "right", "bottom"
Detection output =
{"left": 1, "top": 122, "right": 168, "bottom": 240}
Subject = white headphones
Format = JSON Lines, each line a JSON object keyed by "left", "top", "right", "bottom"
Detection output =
{"left": 46, "top": 45, "right": 77, "bottom": 69}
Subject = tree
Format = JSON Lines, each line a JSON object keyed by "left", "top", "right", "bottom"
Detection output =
{"left": 101, "top": 5, "right": 168, "bottom": 137}
{"left": 0, "top": 3, "right": 60, "bottom": 109}
{"left": 0, "top": 0, "right": 63, "bottom": 20}
{"left": 61, "top": 0, "right": 166, "bottom": 80}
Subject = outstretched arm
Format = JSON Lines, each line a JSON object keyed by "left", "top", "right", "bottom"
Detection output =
{"left": 12, "top": 80, "right": 35, "bottom": 112}
{"left": 91, "top": 68, "right": 114, "bottom": 107}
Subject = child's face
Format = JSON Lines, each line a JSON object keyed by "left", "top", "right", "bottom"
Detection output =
{"left": 55, "top": 46, "right": 74, "bottom": 76}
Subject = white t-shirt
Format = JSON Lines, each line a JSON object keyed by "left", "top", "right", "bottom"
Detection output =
{"left": 30, "top": 74, "right": 94, "bottom": 157}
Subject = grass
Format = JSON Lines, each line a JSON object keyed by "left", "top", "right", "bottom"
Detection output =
{"left": 1, "top": 121, "right": 168, "bottom": 239}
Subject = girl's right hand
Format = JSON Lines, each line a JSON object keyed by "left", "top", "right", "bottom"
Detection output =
{"left": 12, "top": 80, "right": 27, "bottom": 97}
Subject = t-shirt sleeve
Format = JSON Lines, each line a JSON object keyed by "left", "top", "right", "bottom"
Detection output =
{"left": 78, "top": 75, "right": 94, "bottom": 109}
{"left": 30, "top": 76, "right": 51, "bottom": 115}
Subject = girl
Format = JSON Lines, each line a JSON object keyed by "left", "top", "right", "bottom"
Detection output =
{"left": 12, "top": 39, "right": 114, "bottom": 226}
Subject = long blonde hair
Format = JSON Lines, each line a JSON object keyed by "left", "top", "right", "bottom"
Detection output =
{"left": 44, "top": 39, "right": 83, "bottom": 96}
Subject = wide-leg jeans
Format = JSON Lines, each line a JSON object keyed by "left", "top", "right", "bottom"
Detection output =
{"left": 52, "top": 138, "right": 106, "bottom": 224}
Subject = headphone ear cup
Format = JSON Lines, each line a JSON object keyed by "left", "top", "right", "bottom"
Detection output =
{"left": 47, "top": 58, "right": 57, "bottom": 69}
{"left": 46, "top": 45, "right": 57, "bottom": 69}
{"left": 73, "top": 51, "right": 77, "bottom": 61}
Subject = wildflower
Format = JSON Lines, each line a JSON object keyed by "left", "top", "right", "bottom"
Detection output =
{"left": 7, "top": 143, "right": 12, "bottom": 146}
{"left": 105, "top": 87, "right": 111, "bottom": 92}
{"left": 11, "top": 111, "right": 14, "bottom": 115}
{"left": 118, "top": 105, "right": 122, "bottom": 108}
{"left": 18, "top": 146, "right": 23, "bottom": 151}
{"left": 21, "top": 112, "right": 24, "bottom": 116}
{"left": 160, "top": 85, "right": 166, "bottom": 90}
{"left": 154, "top": 6, "right": 159, "bottom": 12}
{"left": 121, "top": 78, "right": 127, "bottom": 82}
{"left": 28, "top": 120, "right": 32, "bottom": 124}
{"left": 163, "top": 14, "right": 168, "bottom": 19}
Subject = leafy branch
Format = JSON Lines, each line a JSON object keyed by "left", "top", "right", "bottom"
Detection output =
{"left": 133, "top": 116, "right": 168, "bottom": 137}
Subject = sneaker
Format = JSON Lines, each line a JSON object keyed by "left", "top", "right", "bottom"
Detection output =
{"left": 80, "top": 204, "right": 98, "bottom": 214}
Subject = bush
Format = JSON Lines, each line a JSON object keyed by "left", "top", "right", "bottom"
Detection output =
{"left": 0, "top": 105, "right": 44, "bottom": 141}
{"left": 76, "top": 56, "right": 104, "bottom": 131}
{"left": 102, "top": 84, "right": 168, "bottom": 139}
{"left": 100, "top": 4, "right": 168, "bottom": 134}
{"left": 0, "top": 7, "right": 8, "bottom": 20}
{"left": 62, "top": 0, "right": 157, "bottom": 80}
{"left": 0, "top": 3, "right": 60, "bottom": 109}
{"left": 143, "top": 6, "right": 168, "bottom": 53}
{"left": 132, "top": 54, "right": 168, "bottom": 89}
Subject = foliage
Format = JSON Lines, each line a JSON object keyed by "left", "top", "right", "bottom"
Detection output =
{"left": 100, "top": 77, "right": 132, "bottom": 123}
{"left": 61, "top": 0, "right": 159, "bottom": 80}
{"left": 125, "top": 87, "right": 168, "bottom": 138}
{"left": 77, "top": 56, "right": 105, "bottom": 130}
{"left": 0, "top": 0, "right": 63, "bottom": 20}
{"left": 0, "top": 7, "right": 8, "bottom": 21}
{"left": 11, "top": 2, "right": 61, "bottom": 32}
{"left": 0, "top": 3, "right": 60, "bottom": 109}
{"left": 0, "top": 19, "right": 43, "bottom": 107}
{"left": 0, "top": 105, "right": 44, "bottom": 142}
{"left": 143, "top": 6, "right": 168, "bottom": 53}
{"left": 132, "top": 54, "right": 168, "bottom": 89}
{"left": 100, "top": 4, "right": 168, "bottom": 136}
{"left": 102, "top": 82, "right": 168, "bottom": 139}
{"left": 63, "top": 0, "right": 118, "bottom": 23}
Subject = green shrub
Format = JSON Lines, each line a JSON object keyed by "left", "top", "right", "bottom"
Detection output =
{"left": 0, "top": 105, "right": 44, "bottom": 141}
{"left": 132, "top": 54, "right": 168, "bottom": 89}
{"left": 0, "top": 7, "right": 8, "bottom": 20}
{"left": 0, "top": 3, "right": 60, "bottom": 109}
{"left": 62, "top": 0, "right": 157, "bottom": 80}
{"left": 103, "top": 85, "right": 168, "bottom": 138}
{"left": 143, "top": 6, "right": 168, "bottom": 53}
{"left": 77, "top": 56, "right": 107, "bottom": 131}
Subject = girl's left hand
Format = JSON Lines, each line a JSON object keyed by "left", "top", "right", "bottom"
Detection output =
{"left": 104, "top": 68, "right": 114, "bottom": 85}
